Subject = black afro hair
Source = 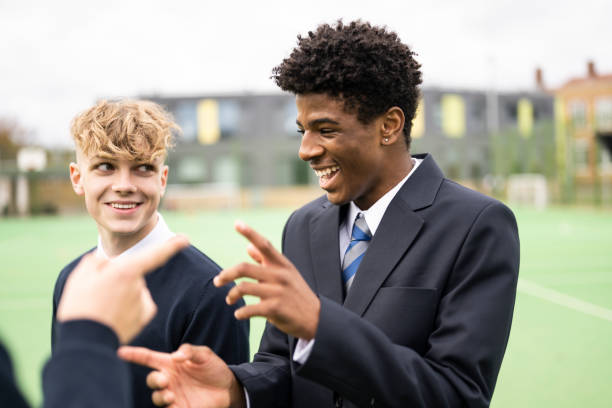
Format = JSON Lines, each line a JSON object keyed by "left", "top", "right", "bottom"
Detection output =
{"left": 272, "top": 20, "right": 422, "bottom": 148}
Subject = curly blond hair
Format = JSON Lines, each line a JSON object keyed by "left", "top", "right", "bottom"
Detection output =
{"left": 71, "top": 99, "right": 179, "bottom": 162}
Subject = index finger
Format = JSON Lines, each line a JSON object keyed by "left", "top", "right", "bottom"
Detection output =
{"left": 234, "top": 221, "right": 282, "bottom": 262}
{"left": 111, "top": 235, "right": 189, "bottom": 278}
{"left": 117, "top": 346, "right": 171, "bottom": 370}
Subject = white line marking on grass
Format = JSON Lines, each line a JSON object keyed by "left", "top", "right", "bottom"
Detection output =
{"left": 518, "top": 278, "right": 612, "bottom": 322}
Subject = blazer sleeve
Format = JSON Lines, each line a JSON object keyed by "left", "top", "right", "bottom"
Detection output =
{"left": 42, "top": 320, "right": 132, "bottom": 408}
{"left": 296, "top": 202, "right": 520, "bottom": 407}
{"left": 229, "top": 212, "right": 297, "bottom": 407}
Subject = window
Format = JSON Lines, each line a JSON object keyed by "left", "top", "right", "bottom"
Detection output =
{"left": 574, "top": 138, "right": 589, "bottom": 172}
{"left": 601, "top": 147, "right": 612, "bottom": 173}
{"left": 595, "top": 98, "right": 612, "bottom": 131}
{"left": 213, "top": 156, "right": 240, "bottom": 185}
{"left": 411, "top": 99, "right": 425, "bottom": 139}
{"left": 569, "top": 100, "right": 587, "bottom": 129}
{"left": 441, "top": 94, "right": 466, "bottom": 138}
{"left": 517, "top": 98, "right": 534, "bottom": 138}
{"left": 283, "top": 100, "right": 299, "bottom": 136}
{"left": 197, "top": 99, "right": 220, "bottom": 145}
{"left": 176, "top": 157, "right": 207, "bottom": 183}
{"left": 173, "top": 101, "right": 198, "bottom": 142}
{"left": 219, "top": 100, "right": 241, "bottom": 137}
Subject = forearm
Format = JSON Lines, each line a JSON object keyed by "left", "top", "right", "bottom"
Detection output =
{"left": 43, "top": 320, "right": 131, "bottom": 408}
{"left": 230, "top": 322, "right": 293, "bottom": 407}
{"left": 297, "top": 297, "right": 464, "bottom": 407}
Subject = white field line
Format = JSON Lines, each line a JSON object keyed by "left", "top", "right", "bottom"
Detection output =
{"left": 518, "top": 278, "right": 612, "bottom": 322}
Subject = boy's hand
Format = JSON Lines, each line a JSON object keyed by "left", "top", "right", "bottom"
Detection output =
{"left": 57, "top": 235, "right": 189, "bottom": 344}
{"left": 118, "top": 344, "right": 246, "bottom": 408}
{"left": 214, "top": 221, "right": 320, "bottom": 340}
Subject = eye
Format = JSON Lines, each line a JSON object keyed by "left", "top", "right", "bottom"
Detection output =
{"left": 296, "top": 128, "right": 305, "bottom": 135}
{"left": 136, "top": 164, "right": 155, "bottom": 173}
{"left": 319, "top": 128, "right": 336, "bottom": 136}
{"left": 95, "top": 162, "right": 114, "bottom": 171}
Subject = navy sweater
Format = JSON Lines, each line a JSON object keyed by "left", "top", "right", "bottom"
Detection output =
{"left": 52, "top": 245, "right": 250, "bottom": 408}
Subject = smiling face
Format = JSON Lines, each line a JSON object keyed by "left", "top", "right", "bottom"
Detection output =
{"left": 69, "top": 149, "right": 168, "bottom": 255}
{"left": 296, "top": 93, "right": 407, "bottom": 210}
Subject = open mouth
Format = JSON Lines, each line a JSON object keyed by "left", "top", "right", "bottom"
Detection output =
{"left": 314, "top": 165, "right": 340, "bottom": 189}
{"left": 106, "top": 202, "right": 141, "bottom": 211}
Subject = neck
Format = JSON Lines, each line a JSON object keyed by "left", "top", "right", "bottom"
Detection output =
{"left": 99, "top": 215, "right": 158, "bottom": 257}
{"left": 354, "top": 153, "right": 413, "bottom": 211}
{"left": 388, "top": 152, "right": 414, "bottom": 188}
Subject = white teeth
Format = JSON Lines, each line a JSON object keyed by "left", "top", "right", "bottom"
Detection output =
{"left": 314, "top": 166, "right": 340, "bottom": 177}
{"left": 110, "top": 203, "right": 137, "bottom": 209}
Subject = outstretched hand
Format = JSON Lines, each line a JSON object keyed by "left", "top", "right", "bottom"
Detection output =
{"left": 214, "top": 221, "right": 321, "bottom": 340}
{"left": 118, "top": 344, "right": 245, "bottom": 408}
{"left": 57, "top": 235, "right": 189, "bottom": 344}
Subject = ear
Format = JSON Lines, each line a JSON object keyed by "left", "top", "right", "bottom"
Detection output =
{"left": 380, "top": 106, "right": 405, "bottom": 146}
{"left": 160, "top": 165, "right": 169, "bottom": 197}
{"left": 69, "top": 162, "right": 84, "bottom": 195}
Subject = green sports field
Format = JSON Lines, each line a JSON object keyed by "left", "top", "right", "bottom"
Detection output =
{"left": 1, "top": 206, "right": 611, "bottom": 407}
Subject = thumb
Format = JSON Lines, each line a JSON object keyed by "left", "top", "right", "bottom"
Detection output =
{"left": 140, "top": 288, "right": 157, "bottom": 329}
{"left": 172, "top": 344, "right": 213, "bottom": 365}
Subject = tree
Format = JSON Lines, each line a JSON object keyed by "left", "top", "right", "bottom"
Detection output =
{"left": 0, "top": 118, "right": 31, "bottom": 161}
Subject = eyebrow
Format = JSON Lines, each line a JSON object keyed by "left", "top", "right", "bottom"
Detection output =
{"left": 91, "top": 154, "right": 115, "bottom": 161}
{"left": 296, "top": 118, "right": 340, "bottom": 128}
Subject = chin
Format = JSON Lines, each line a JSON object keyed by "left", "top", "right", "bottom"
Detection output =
{"left": 107, "top": 222, "right": 143, "bottom": 236}
{"left": 325, "top": 192, "right": 350, "bottom": 206}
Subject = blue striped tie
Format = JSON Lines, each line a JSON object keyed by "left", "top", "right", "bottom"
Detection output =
{"left": 342, "top": 213, "right": 372, "bottom": 291}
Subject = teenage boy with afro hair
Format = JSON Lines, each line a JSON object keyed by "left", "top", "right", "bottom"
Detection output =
{"left": 51, "top": 99, "right": 249, "bottom": 408}
{"left": 121, "top": 21, "right": 519, "bottom": 408}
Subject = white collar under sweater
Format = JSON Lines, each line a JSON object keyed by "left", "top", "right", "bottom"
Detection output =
{"left": 96, "top": 212, "right": 175, "bottom": 260}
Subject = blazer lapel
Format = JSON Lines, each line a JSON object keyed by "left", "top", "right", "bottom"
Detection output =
{"left": 343, "top": 198, "right": 423, "bottom": 315}
{"left": 309, "top": 202, "right": 344, "bottom": 304}
{"left": 343, "top": 154, "right": 444, "bottom": 316}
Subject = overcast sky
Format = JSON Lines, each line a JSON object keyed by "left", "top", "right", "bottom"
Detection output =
{"left": 1, "top": 0, "right": 611, "bottom": 147}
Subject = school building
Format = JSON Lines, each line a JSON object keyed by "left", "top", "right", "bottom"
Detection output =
{"left": 553, "top": 61, "right": 612, "bottom": 202}
{"left": 147, "top": 87, "right": 554, "bottom": 189}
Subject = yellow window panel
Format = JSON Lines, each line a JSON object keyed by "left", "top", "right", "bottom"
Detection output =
{"left": 197, "top": 99, "right": 220, "bottom": 145}
{"left": 441, "top": 94, "right": 465, "bottom": 138}
{"left": 554, "top": 98, "right": 567, "bottom": 168}
{"left": 412, "top": 99, "right": 425, "bottom": 139}
{"left": 517, "top": 98, "right": 534, "bottom": 138}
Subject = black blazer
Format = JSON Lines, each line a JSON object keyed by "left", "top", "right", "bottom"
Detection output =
{"left": 232, "top": 154, "right": 520, "bottom": 407}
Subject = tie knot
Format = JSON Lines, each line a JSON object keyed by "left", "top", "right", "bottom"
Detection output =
{"left": 351, "top": 214, "right": 371, "bottom": 242}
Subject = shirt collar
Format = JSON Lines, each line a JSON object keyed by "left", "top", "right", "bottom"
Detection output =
{"left": 96, "top": 212, "right": 175, "bottom": 259}
{"left": 346, "top": 157, "right": 422, "bottom": 237}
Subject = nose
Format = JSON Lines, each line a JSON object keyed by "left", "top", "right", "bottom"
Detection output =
{"left": 111, "top": 169, "right": 137, "bottom": 194}
{"left": 298, "top": 130, "right": 324, "bottom": 162}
